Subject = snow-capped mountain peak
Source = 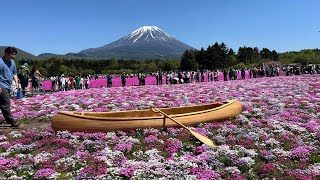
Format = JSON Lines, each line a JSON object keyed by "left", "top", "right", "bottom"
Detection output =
{"left": 79, "top": 25, "right": 195, "bottom": 59}
{"left": 124, "top": 26, "right": 174, "bottom": 43}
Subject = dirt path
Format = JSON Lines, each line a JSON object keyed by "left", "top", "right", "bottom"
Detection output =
{"left": 0, "top": 121, "right": 51, "bottom": 133}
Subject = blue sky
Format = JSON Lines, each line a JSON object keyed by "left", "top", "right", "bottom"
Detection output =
{"left": 2, "top": 0, "right": 320, "bottom": 55}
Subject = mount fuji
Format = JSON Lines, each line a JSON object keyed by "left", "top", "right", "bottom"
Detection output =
{"left": 79, "top": 26, "right": 195, "bottom": 59}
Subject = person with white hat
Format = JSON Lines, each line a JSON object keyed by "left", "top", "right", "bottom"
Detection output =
{"left": 17, "top": 62, "right": 30, "bottom": 96}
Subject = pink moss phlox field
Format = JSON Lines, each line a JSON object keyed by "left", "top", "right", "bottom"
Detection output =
{"left": 0, "top": 75, "right": 319, "bottom": 179}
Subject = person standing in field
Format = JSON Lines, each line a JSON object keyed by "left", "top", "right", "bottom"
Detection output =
{"left": 17, "top": 63, "right": 30, "bottom": 96}
{"left": 107, "top": 74, "right": 112, "bottom": 87}
{"left": 75, "top": 75, "right": 81, "bottom": 89}
{"left": 31, "top": 66, "right": 42, "bottom": 95}
{"left": 121, "top": 72, "right": 126, "bottom": 86}
{"left": 0, "top": 47, "right": 20, "bottom": 127}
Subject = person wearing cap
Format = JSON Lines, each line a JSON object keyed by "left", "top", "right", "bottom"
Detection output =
{"left": 17, "top": 63, "right": 30, "bottom": 96}
{"left": 0, "top": 47, "right": 20, "bottom": 127}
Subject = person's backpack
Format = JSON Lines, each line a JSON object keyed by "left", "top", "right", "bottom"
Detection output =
{"left": 18, "top": 67, "right": 29, "bottom": 79}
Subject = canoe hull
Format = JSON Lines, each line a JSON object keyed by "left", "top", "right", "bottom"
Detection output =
{"left": 52, "top": 100, "right": 242, "bottom": 132}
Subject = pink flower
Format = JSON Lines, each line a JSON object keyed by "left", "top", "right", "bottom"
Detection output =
{"left": 34, "top": 168, "right": 56, "bottom": 179}
{"left": 189, "top": 167, "right": 221, "bottom": 179}
{"left": 120, "top": 165, "right": 136, "bottom": 178}
{"left": 114, "top": 142, "right": 133, "bottom": 152}
{"left": 163, "top": 138, "right": 182, "bottom": 155}
{"left": 291, "top": 146, "right": 316, "bottom": 159}
{"left": 144, "top": 135, "right": 158, "bottom": 143}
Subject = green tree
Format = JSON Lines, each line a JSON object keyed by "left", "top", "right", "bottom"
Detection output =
{"left": 195, "top": 48, "right": 206, "bottom": 70}
{"left": 253, "top": 47, "right": 260, "bottom": 63}
{"left": 218, "top": 42, "right": 228, "bottom": 69}
{"left": 270, "top": 50, "right": 279, "bottom": 61}
{"left": 59, "top": 65, "right": 69, "bottom": 76}
{"left": 180, "top": 50, "right": 196, "bottom": 71}
{"left": 206, "top": 43, "right": 221, "bottom": 70}
{"left": 260, "top": 48, "right": 271, "bottom": 59}
{"left": 227, "top": 48, "right": 238, "bottom": 67}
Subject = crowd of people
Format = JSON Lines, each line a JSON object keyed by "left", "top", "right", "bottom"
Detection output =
{"left": 6, "top": 51, "right": 320, "bottom": 96}
{"left": 15, "top": 64, "right": 320, "bottom": 95}
{"left": 49, "top": 74, "right": 91, "bottom": 92}
{"left": 283, "top": 64, "right": 320, "bottom": 75}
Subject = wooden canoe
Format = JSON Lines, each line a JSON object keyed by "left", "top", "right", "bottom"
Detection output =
{"left": 51, "top": 99, "right": 242, "bottom": 132}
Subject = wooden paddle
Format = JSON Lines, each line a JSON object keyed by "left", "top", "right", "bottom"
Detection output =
{"left": 151, "top": 108, "right": 216, "bottom": 148}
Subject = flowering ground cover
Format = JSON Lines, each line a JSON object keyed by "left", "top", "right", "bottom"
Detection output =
{"left": 0, "top": 75, "right": 319, "bottom": 179}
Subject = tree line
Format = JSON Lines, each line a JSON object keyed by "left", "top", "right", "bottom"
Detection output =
{"left": 180, "top": 42, "right": 280, "bottom": 71}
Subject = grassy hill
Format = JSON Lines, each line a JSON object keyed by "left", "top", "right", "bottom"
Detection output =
{"left": 0, "top": 46, "right": 38, "bottom": 60}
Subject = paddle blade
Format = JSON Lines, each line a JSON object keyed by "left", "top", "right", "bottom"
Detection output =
{"left": 190, "top": 131, "right": 217, "bottom": 148}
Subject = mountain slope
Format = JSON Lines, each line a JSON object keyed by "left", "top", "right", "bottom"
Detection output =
{"left": 80, "top": 26, "right": 195, "bottom": 59}
{"left": 0, "top": 46, "right": 37, "bottom": 60}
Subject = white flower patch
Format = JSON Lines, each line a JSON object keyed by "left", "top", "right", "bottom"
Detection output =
{"left": 278, "top": 102, "right": 286, "bottom": 108}
{"left": 0, "top": 141, "right": 9, "bottom": 149}
{"left": 239, "top": 157, "right": 255, "bottom": 167}
{"left": 216, "top": 145, "right": 238, "bottom": 157}
{"left": 8, "top": 131, "right": 22, "bottom": 138}
{"left": 235, "top": 146, "right": 258, "bottom": 157}
{"left": 68, "top": 136, "right": 81, "bottom": 146}
{"left": 225, "top": 166, "right": 241, "bottom": 174}
{"left": 122, "top": 136, "right": 140, "bottom": 144}
{"left": 132, "top": 149, "right": 143, "bottom": 158}
{"left": 217, "top": 126, "right": 235, "bottom": 134}
{"left": 238, "top": 96, "right": 246, "bottom": 101}
{"left": 214, "top": 135, "right": 226, "bottom": 144}
{"left": 306, "top": 163, "right": 320, "bottom": 176}
{"left": 308, "top": 113, "right": 318, "bottom": 119}
{"left": 6, "top": 174, "right": 28, "bottom": 180}
{"left": 47, "top": 172, "right": 60, "bottom": 179}
{"left": 237, "top": 114, "right": 249, "bottom": 123}
{"left": 241, "top": 110, "right": 251, "bottom": 116}
{"left": 16, "top": 165, "right": 34, "bottom": 173}
{"left": 106, "top": 167, "right": 121, "bottom": 177}
{"left": 165, "top": 157, "right": 199, "bottom": 173}
{"left": 145, "top": 149, "right": 160, "bottom": 157}
{"left": 285, "top": 123, "right": 307, "bottom": 132}
{"left": 34, "top": 152, "right": 53, "bottom": 165}
{"left": 270, "top": 120, "right": 285, "bottom": 131}
{"left": 144, "top": 149, "right": 164, "bottom": 163}
{"left": 5, "top": 170, "right": 17, "bottom": 176}
{"left": 265, "top": 138, "right": 280, "bottom": 146}
{"left": 56, "top": 130, "right": 72, "bottom": 138}
{"left": 95, "top": 147, "right": 124, "bottom": 166}
{"left": 267, "top": 97, "right": 280, "bottom": 103}
{"left": 107, "top": 103, "right": 117, "bottom": 111}
{"left": 7, "top": 143, "right": 37, "bottom": 153}
{"left": 15, "top": 153, "right": 33, "bottom": 159}
{"left": 106, "top": 131, "right": 117, "bottom": 138}
{"left": 121, "top": 102, "right": 130, "bottom": 107}
{"left": 252, "top": 108, "right": 262, "bottom": 113}
{"left": 55, "top": 156, "right": 77, "bottom": 168}
{"left": 82, "top": 139, "right": 97, "bottom": 146}
{"left": 272, "top": 148, "right": 292, "bottom": 157}
{"left": 0, "top": 135, "right": 7, "bottom": 141}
